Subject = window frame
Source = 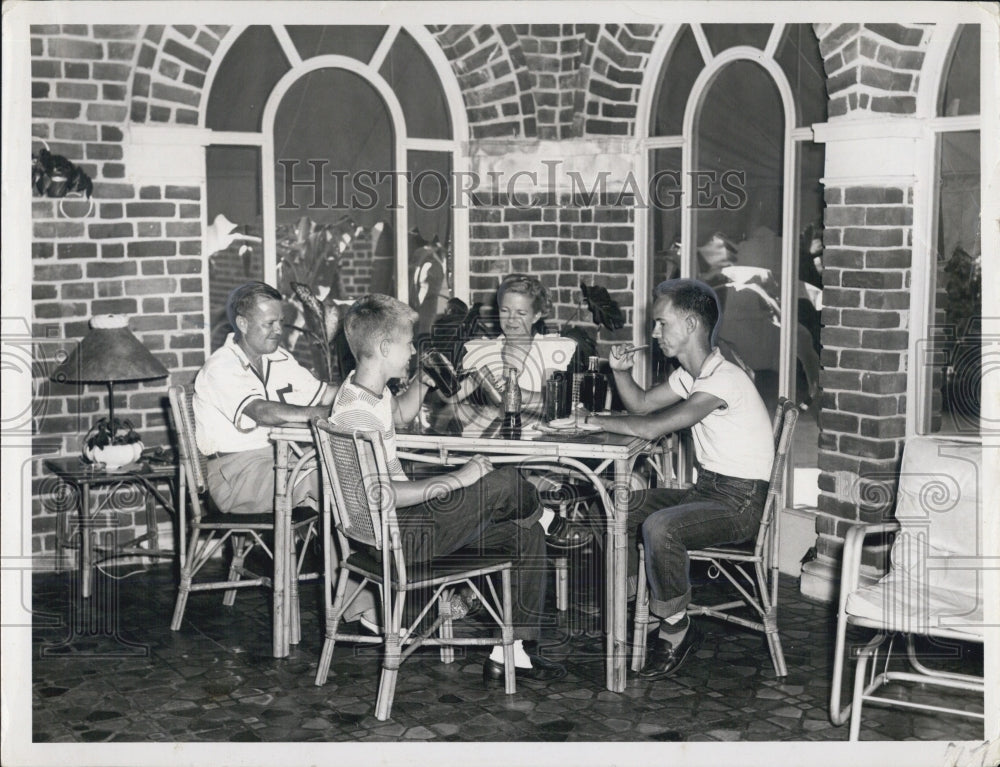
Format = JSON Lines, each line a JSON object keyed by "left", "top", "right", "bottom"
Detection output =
{"left": 908, "top": 22, "right": 982, "bottom": 439}
{"left": 199, "top": 24, "right": 470, "bottom": 307}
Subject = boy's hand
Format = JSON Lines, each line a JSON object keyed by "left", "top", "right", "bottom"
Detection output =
{"left": 454, "top": 454, "right": 492, "bottom": 486}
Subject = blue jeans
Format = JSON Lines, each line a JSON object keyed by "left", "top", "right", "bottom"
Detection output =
{"left": 627, "top": 470, "right": 768, "bottom": 619}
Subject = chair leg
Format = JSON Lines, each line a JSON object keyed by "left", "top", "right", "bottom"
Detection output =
{"left": 374, "top": 663, "right": 399, "bottom": 722}
{"left": 375, "top": 594, "right": 405, "bottom": 721}
{"left": 170, "top": 527, "right": 201, "bottom": 630}
{"left": 501, "top": 568, "right": 516, "bottom": 695}
{"left": 764, "top": 614, "right": 787, "bottom": 678}
{"left": 849, "top": 642, "right": 875, "bottom": 741}
{"left": 223, "top": 534, "right": 247, "bottom": 606}
{"left": 554, "top": 556, "right": 569, "bottom": 612}
{"left": 631, "top": 543, "right": 649, "bottom": 672}
{"left": 439, "top": 591, "right": 455, "bottom": 664}
{"left": 170, "top": 574, "right": 192, "bottom": 631}
{"left": 315, "top": 568, "right": 352, "bottom": 686}
{"left": 756, "top": 560, "right": 787, "bottom": 678}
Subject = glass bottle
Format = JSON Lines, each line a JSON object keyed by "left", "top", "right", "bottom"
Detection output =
{"left": 477, "top": 366, "right": 504, "bottom": 407}
{"left": 580, "top": 355, "right": 608, "bottom": 412}
{"left": 500, "top": 367, "right": 522, "bottom": 439}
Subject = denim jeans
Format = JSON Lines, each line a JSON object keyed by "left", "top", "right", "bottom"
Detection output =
{"left": 398, "top": 465, "right": 547, "bottom": 641}
{"left": 627, "top": 470, "right": 769, "bottom": 619}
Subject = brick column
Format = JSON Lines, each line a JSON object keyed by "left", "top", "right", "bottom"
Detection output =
{"left": 803, "top": 118, "right": 923, "bottom": 601}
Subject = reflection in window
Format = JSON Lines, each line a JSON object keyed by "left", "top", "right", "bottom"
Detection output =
{"left": 692, "top": 60, "right": 823, "bottom": 413}
{"left": 205, "top": 26, "right": 290, "bottom": 132}
{"left": 702, "top": 23, "right": 772, "bottom": 55}
{"left": 650, "top": 25, "right": 704, "bottom": 137}
{"left": 407, "top": 150, "right": 453, "bottom": 338}
{"left": 775, "top": 23, "right": 829, "bottom": 126}
{"left": 379, "top": 29, "right": 452, "bottom": 140}
{"left": 939, "top": 25, "right": 980, "bottom": 117}
{"left": 206, "top": 146, "right": 264, "bottom": 351}
{"left": 929, "top": 130, "right": 981, "bottom": 433}
{"left": 286, "top": 25, "right": 388, "bottom": 62}
{"left": 649, "top": 148, "right": 682, "bottom": 382}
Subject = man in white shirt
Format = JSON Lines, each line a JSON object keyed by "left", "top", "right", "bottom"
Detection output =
{"left": 585, "top": 279, "right": 774, "bottom": 681}
{"left": 193, "top": 281, "right": 337, "bottom": 514}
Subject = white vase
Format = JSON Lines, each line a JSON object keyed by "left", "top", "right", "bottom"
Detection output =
{"left": 84, "top": 441, "right": 144, "bottom": 469}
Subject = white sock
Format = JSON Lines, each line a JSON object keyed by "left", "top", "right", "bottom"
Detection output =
{"left": 538, "top": 507, "right": 556, "bottom": 534}
{"left": 490, "top": 639, "right": 532, "bottom": 668}
{"left": 664, "top": 610, "right": 686, "bottom": 625}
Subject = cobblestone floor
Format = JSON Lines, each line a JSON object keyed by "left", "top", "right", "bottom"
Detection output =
{"left": 31, "top": 557, "right": 984, "bottom": 746}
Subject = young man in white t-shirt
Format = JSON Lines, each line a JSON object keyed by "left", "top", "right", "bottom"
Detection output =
{"left": 329, "top": 294, "right": 568, "bottom": 684}
{"left": 584, "top": 279, "right": 774, "bottom": 681}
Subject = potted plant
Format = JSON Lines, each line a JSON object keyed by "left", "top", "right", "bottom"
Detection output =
{"left": 82, "top": 417, "right": 144, "bottom": 469}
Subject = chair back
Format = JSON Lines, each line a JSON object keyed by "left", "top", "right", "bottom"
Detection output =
{"left": 168, "top": 384, "right": 210, "bottom": 522}
{"left": 311, "top": 419, "right": 392, "bottom": 553}
{"left": 754, "top": 398, "right": 798, "bottom": 558}
{"left": 848, "top": 436, "right": 983, "bottom": 637}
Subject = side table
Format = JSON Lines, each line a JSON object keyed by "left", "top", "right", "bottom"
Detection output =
{"left": 44, "top": 452, "right": 179, "bottom": 598}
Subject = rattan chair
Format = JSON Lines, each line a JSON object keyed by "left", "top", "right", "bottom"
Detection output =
{"left": 829, "top": 437, "right": 983, "bottom": 740}
{"left": 631, "top": 398, "right": 798, "bottom": 678}
{"left": 310, "top": 418, "right": 517, "bottom": 721}
{"left": 167, "top": 384, "right": 318, "bottom": 631}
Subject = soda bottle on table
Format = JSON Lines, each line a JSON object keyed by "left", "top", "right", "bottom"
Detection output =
{"left": 500, "top": 367, "right": 522, "bottom": 440}
{"left": 580, "top": 355, "right": 608, "bottom": 412}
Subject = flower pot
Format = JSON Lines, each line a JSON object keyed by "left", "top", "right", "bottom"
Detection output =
{"left": 84, "top": 441, "right": 144, "bottom": 469}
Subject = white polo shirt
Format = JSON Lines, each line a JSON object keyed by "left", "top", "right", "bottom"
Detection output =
{"left": 668, "top": 348, "right": 774, "bottom": 481}
{"left": 193, "top": 333, "right": 329, "bottom": 455}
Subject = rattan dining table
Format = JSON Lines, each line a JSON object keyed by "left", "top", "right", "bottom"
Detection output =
{"left": 270, "top": 414, "right": 652, "bottom": 692}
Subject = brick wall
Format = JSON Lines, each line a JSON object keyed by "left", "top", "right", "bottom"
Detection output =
{"left": 813, "top": 184, "right": 913, "bottom": 569}
{"left": 817, "top": 23, "right": 929, "bottom": 117}
{"left": 808, "top": 21, "right": 932, "bottom": 585}
{"left": 468, "top": 193, "right": 634, "bottom": 350}
{"left": 31, "top": 24, "right": 205, "bottom": 560}
{"left": 431, "top": 24, "right": 659, "bottom": 139}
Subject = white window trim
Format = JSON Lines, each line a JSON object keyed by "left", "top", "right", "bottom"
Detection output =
{"left": 198, "top": 24, "right": 470, "bottom": 306}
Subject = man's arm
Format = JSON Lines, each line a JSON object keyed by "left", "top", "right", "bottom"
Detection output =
{"left": 607, "top": 343, "right": 683, "bottom": 414}
{"left": 612, "top": 369, "right": 683, "bottom": 414}
{"left": 592, "top": 390, "right": 723, "bottom": 441}
{"left": 244, "top": 398, "right": 332, "bottom": 427}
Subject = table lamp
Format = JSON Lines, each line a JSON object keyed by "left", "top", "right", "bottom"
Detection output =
{"left": 50, "top": 314, "right": 169, "bottom": 467}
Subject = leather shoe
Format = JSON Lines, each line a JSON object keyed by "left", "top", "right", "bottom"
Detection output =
{"left": 637, "top": 624, "right": 702, "bottom": 681}
{"left": 483, "top": 653, "right": 567, "bottom": 685}
{"left": 545, "top": 516, "right": 593, "bottom": 549}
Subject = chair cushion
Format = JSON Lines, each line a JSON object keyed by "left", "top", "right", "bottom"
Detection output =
{"left": 846, "top": 438, "right": 983, "bottom": 639}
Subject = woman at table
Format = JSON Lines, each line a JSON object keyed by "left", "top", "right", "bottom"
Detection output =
{"left": 441, "top": 274, "right": 576, "bottom": 422}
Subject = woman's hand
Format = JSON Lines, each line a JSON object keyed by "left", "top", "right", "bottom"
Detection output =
{"left": 453, "top": 454, "right": 493, "bottom": 487}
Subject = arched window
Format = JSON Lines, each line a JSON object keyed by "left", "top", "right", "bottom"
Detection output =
{"left": 201, "top": 25, "right": 467, "bottom": 374}
{"left": 915, "top": 24, "right": 981, "bottom": 435}
{"left": 639, "top": 23, "right": 827, "bottom": 504}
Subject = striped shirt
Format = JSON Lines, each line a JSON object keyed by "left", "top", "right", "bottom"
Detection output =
{"left": 329, "top": 372, "right": 406, "bottom": 480}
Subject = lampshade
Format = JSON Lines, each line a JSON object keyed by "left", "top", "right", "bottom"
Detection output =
{"left": 51, "top": 314, "right": 169, "bottom": 385}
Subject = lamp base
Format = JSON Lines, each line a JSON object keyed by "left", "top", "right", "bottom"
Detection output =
{"left": 83, "top": 441, "right": 144, "bottom": 470}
